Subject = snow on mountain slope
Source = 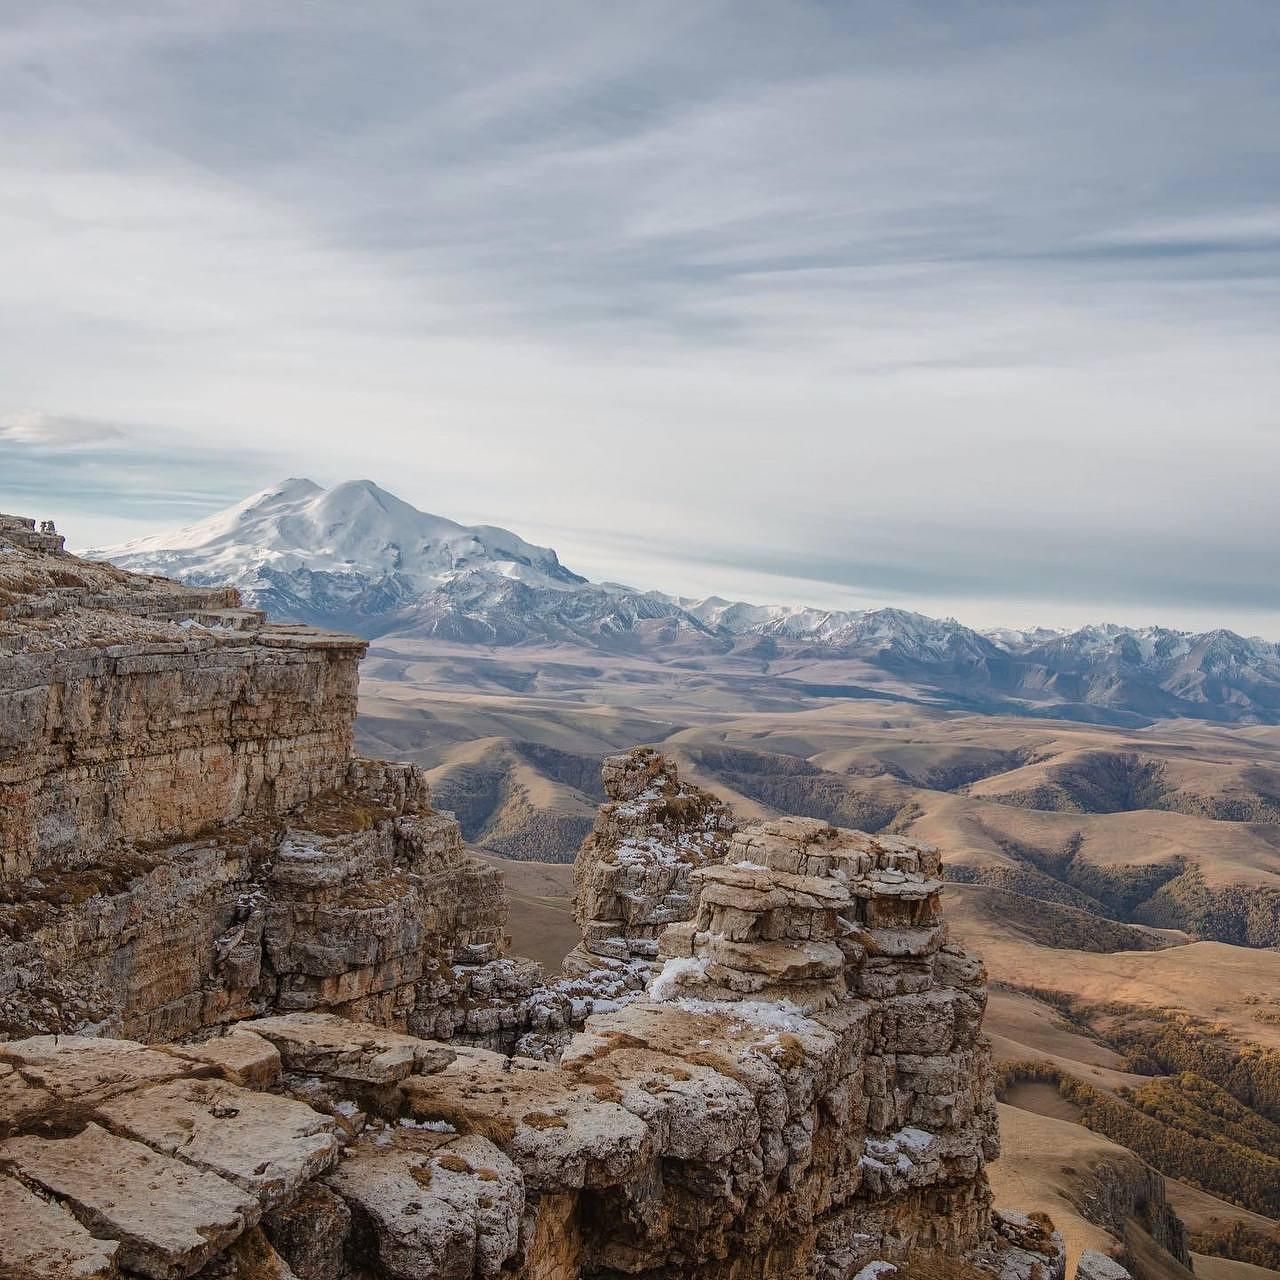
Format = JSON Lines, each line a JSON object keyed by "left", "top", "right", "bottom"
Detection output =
{"left": 95, "top": 478, "right": 584, "bottom": 593}
{"left": 675, "top": 600, "right": 1000, "bottom": 667}
{"left": 87, "top": 478, "right": 1280, "bottom": 723}
{"left": 89, "top": 478, "right": 589, "bottom": 634}
{"left": 981, "top": 625, "right": 1064, "bottom": 650}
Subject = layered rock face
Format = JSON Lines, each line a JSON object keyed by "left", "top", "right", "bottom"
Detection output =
{"left": 0, "top": 515, "right": 1063, "bottom": 1279}
{"left": 565, "top": 747, "right": 735, "bottom": 978}
{"left": 1, "top": 892, "right": 1061, "bottom": 1280}
{"left": 654, "top": 816, "right": 951, "bottom": 1014}
{"left": 1, "top": 515, "right": 361, "bottom": 883}
{"left": 0, "top": 516, "right": 523, "bottom": 1045}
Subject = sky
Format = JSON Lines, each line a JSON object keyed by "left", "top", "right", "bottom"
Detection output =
{"left": 2, "top": 2, "right": 1279, "bottom": 635}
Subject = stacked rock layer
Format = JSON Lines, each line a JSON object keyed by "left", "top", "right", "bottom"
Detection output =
{"left": 566, "top": 746, "right": 736, "bottom": 976}
{"left": 657, "top": 815, "right": 951, "bottom": 1012}
{"left": 0, "top": 516, "right": 541, "bottom": 1046}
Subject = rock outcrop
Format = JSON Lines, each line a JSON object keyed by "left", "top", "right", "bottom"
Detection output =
{"left": 565, "top": 747, "right": 735, "bottom": 978}
{"left": 1072, "top": 1153, "right": 1189, "bottom": 1272}
{"left": 652, "top": 815, "right": 949, "bottom": 1012}
{"left": 1075, "top": 1253, "right": 1136, "bottom": 1280}
{"left": 0, "top": 981, "right": 1061, "bottom": 1279}
{"left": 0, "top": 516, "right": 528, "bottom": 1046}
{"left": 0, "top": 514, "right": 1065, "bottom": 1280}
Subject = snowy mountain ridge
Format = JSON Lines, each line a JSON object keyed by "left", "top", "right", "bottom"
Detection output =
{"left": 89, "top": 478, "right": 1280, "bottom": 724}
{"left": 91, "top": 478, "right": 589, "bottom": 635}
{"left": 97, "top": 477, "right": 585, "bottom": 593}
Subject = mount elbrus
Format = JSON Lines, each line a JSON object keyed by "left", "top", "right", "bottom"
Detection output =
{"left": 0, "top": 509, "right": 1085, "bottom": 1280}
{"left": 93, "top": 478, "right": 1280, "bottom": 725}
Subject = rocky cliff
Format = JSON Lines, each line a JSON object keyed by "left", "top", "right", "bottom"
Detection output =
{"left": 0, "top": 513, "right": 537, "bottom": 1046}
{"left": 0, "top": 512, "right": 1066, "bottom": 1280}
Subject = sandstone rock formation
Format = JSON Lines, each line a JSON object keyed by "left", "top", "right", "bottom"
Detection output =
{"left": 0, "top": 516, "right": 547, "bottom": 1046}
{"left": 565, "top": 746, "right": 735, "bottom": 979}
{"left": 0, "top": 514, "right": 1065, "bottom": 1279}
{"left": 0, "top": 990, "right": 1062, "bottom": 1279}
{"left": 653, "top": 816, "right": 950, "bottom": 1012}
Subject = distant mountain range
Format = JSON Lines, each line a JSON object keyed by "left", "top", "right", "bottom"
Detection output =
{"left": 91, "top": 478, "right": 1280, "bottom": 726}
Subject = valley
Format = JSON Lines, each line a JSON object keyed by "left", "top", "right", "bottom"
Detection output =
{"left": 358, "top": 672, "right": 1280, "bottom": 945}
{"left": 93, "top": 477, "right": 1280, "bottom": 1276}
{"left": 358, "top": 679, "right": 1280, "bottom": 1280}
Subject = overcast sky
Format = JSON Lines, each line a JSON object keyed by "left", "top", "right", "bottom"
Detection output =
{"left": 2, "top": 2, "right": 1279, "bottom": 634}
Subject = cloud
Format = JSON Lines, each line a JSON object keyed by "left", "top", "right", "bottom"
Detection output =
{"left": 0, "top": 410, "right": 287, "bottom": 543}
{"left": 0, "top": 2, "right": 1278, "bottom": 630}
{"left": 0, "top": 411, "right": 127, "bottom": 448}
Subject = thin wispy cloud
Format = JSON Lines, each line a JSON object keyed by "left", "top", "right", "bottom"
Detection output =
{"left": 0, "top": 411, "right": 126, "bottom": 448}
{"left": 0, "top": 411, "right": 283, "bottom": 540}
{"left": 0, "top": 2, "right": 1277, "bottom": 631}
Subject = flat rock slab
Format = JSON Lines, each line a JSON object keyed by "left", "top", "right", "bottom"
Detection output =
{"left": 857, "top": 874, "right": 943, "bottom": 900}
{"left": 327, "top": 1131, "right": 523, "bottom": 1280}
{"left": 97, "top": 1077, "right": 340, "bottom": 1210}
{"left": 401, "top": 1046, "right": 651, "bottom": 1191}
{"left": 166, "top": 1029, "right": 282, "bottom": 1087}
{"left": 858, "top": 923, "right": 947, "bottom": 958}
{"left": 2, "top": 1036, "right": 199, "bottom": 1106}
{"left": 706, "top": 937, "right": 844, "bottom": 979}
{"left": 243, "top": 1013, "right": 454, "bottom": 1085}
{"left": 0, "top": 1122, "right": 258, "bottom": 1280}
{"left": 0, "top": 1172, "right": 120, "bottom": 1278}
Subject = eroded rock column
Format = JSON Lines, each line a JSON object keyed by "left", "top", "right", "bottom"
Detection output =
{"left": 563, "top": 746, "right": 735, "bottom": 980}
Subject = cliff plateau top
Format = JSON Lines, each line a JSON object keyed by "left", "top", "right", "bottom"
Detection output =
{"left": 0, "top": 510, "right": 365, "bottom": 655}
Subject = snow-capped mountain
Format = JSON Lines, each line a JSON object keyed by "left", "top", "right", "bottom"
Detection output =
{"left": 980, "top": 625, "right": 1064, "bottom": 651}
{"left": 91, "top": 478, "right": 593, "bottom": 635}
{"left": 92, "top": 478, "right": 715, "bottom": 648}
{"left": 989, "top": 623, "right": 1280, "bottom": 722}
{"left": 89, "top": 479, "right": 1280, "bottom": 724}
{"left": 676, "top": 598, "right": 1002, "bottom": 665}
